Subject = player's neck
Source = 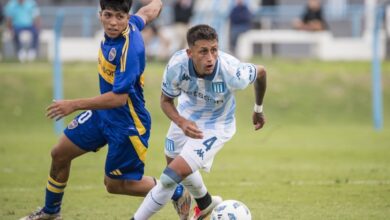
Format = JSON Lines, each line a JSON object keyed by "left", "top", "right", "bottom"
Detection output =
{"left": 193, "top": 64, "right": 208, "bottom": 78}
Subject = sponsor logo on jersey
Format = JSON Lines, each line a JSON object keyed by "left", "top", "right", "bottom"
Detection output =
{"left": 108, "top": 48, "right": 117, "bottom": 61}
{"left": 98, "top": 49, "right": 116, "bottom": 84}
{"left": 181, "top": 74, "right": 191, "bottom": 81}
{"left": 182, "top": 89, "right": 224, "bottom": 104}
{"left": 236, "top": 70, "right": 241, "bottom": 79}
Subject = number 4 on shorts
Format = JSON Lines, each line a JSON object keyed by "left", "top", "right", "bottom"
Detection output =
{"left": 203, "top": 136, "right": 217, "bottom": 152}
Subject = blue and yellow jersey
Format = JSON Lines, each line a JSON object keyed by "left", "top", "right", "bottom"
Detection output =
{"left": 97, "top": 15, "right": 150, "bottom": 136}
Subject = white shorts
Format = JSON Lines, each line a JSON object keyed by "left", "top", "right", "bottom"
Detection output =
{"left": 164, "top": 122, "right": 235, "bottom": 172}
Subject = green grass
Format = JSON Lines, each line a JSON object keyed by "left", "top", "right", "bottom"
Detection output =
{"left": 1, "top": 59, "right": 390, "bottom": 219}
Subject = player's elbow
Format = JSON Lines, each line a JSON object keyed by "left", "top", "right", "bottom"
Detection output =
{"left": 117, "top": 97, "right": 128, "bottom": 106}
{"left": 139, "top": 0, "right": 163, "bottom": 24}
{"left": 113, "top": 93, "right": 128, "bottom": 106}
{"left": 256, "top": 65, "right": 266, "bottom": 80}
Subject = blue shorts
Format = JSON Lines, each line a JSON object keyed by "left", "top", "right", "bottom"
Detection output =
{"left": 64, "top": 110, "right": 149, "bottom": 180}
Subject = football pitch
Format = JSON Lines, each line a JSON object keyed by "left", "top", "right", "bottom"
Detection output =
{"left": 0, "top": 59, "right": 389, "bottom": 219}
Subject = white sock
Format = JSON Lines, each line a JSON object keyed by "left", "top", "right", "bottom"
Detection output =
{"left": 181, "top": 171, "right": 208, "bottom": 199}
{"left": 133, "top": 181, "right": 177, "bottom": 220}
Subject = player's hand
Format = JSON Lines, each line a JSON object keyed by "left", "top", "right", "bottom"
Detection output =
{"left": 178, "top": 119, "right": 204, "bottom": 139}
{"left": 252, "top": 112, "right": 265, "bottom": 130}
{"left": 46, "top": 99, "right": 76, "bottom": 121}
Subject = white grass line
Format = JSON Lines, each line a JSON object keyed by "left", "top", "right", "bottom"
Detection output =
{"left": 0, "top": 185, "right": 102, "bottom": 192}
{"left": 289, "top": 180, "right": 390, "bottom": 186}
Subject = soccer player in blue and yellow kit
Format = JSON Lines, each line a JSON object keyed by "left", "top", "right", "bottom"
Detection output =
{"left": 20, "top": 1, "right": 191, "bottom": 219}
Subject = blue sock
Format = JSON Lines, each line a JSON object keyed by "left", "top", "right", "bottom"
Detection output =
{"left": 171, "top": 184, "right": 184, "bottom": 201}
{"left": 43, "top": 176, "right": 66, "bottom": 214}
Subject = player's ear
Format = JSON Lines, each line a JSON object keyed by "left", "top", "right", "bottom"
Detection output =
{"left": 98, "top": 11, "right": 103, "bottom": 21}
{"left": 186, "top": 48, "right": 192, "bottom": 59}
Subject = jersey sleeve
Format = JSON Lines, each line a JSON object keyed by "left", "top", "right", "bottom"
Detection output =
{"left": 226, "top": 62, "right": 257, "bottom": 91}
{"left": 161, "top": 62, "right": 182, "bottom": 98}
{"left": 129, "top": 15, "right": 145, "bottom": 31}
{"left": 112, "top": 46, "right": 139, "bottom": 94}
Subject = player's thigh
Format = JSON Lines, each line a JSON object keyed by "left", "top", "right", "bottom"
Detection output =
{"left": 105, "top": 131, "right": 150, "bottom": 181}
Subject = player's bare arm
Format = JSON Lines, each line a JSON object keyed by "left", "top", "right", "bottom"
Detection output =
{"left": 253, "top": 65, "right": 267, "bottom": 130}
{"left": 46, "top": 92, "right": 128, "bottom": 120}
{"left": 135, "top": 0, "right": 162, "bottom": 25}
{"left": 160, "top": 93, "right": 203, "bottom": 139}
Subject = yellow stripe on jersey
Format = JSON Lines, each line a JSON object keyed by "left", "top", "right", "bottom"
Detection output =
{"left": 127, "top": 97, "right": 146, "bottom": 135}
{"left": 139, "top": 74, "right": 145, "bottom": 87}
{"left": 129, "top": 135, "right": 147, "bottom": 163}
{"left": 98, "top": 48, "right": 116, "bottom": 84}
{"left": 120, "top": 26, "right": 130, "bottom": 72}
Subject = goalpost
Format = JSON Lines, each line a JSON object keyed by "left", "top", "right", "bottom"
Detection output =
{"left": 371, "top": 3, "right": 384, "bottom": 131}
{"left": 53, "top": 10, "right": 65, "bottom": 134}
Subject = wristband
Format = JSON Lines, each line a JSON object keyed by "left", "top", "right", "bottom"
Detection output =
{"left": 254, "top": 104, "right": 263, "bottom": 113}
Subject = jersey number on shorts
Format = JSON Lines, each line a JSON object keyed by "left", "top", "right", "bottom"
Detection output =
{"left": 203, "top": 136, "right": 217, "bottom": 152}
{"left": 78, "top": 110, "right": 92, "bottom": 124}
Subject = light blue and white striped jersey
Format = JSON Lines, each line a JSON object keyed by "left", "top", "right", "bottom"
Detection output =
{"left": 162, "top": 50, "right": 257, "bottom": 135}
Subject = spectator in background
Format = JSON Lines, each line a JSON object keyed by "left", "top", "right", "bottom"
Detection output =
{"left": 171, "top": 0, "right": 193, "bottom": 50}
{"left": 142, "top": 22, "right": 171, "bottom": 60}
{"left": 134, "top": 0, "right": 170, "bottom": 60}
{"left": 229, "top": 0, "right": 252, "bottom": 55}
{"left": 257, "top": 0, "right": 279, "bottom": 29}
{"left": 5, "top": 0, "right": 41, "bottom": 62}
{"left": 293, "top": 0, "right": 327, "bottom": 31}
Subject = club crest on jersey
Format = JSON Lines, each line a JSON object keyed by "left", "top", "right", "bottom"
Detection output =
{"left": 108, "top": 48, "right": 116, "bottom": 61}
{"left": 67, "top": 119, "right": 78, "bottom": 130}
{"left": 212, "top": 82, "right": 225, "bottom": 93}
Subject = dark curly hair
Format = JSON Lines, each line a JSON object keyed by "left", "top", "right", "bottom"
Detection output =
{"left": 187, "top": 24, "right": 218, "bottom": 47}
{"left": 100, "top": 0, "right": 133, "bottom": 13}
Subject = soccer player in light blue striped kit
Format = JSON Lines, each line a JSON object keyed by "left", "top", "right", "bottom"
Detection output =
{"left": 20, "top": 1, "right": 191, "bottom": 219}
{"left": 132, "top": 24, "right": 267, "bottom": 220}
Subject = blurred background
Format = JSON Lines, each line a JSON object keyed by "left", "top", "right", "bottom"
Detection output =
{"left": 0, "top": 0, "right": 390, "bottom": 61}
{"left": 0, "top": 0, "right": 389, "bottom": 219}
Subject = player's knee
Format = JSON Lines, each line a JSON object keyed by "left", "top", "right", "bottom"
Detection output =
{"left": 104, "top": 179, "right": 121, "bottom": 194}
{"left": 50, "top": 146, "right": 68, "bottom": 164}
{"left": 105, "top": 183, "right": 117, "bottom": 194}
{"left": 160, "top": 167, "right": 182, "bottom": 188}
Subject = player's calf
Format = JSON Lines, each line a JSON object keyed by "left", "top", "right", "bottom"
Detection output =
{"left": 172, "top": 185, "right": 192, "bottom": 220}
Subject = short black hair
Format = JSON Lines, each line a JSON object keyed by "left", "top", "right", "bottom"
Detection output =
{"left": 186, "top": 24, "right": 218, "bottom": 47}
{"left": 100, "top": 0, "right": 133, "bottom": 14}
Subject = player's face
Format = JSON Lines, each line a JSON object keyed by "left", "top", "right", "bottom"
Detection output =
{"left": 187, "top": 39, "right": 218, "bottom": 76}
{"left": 100, "top": 9, "right": 130, "bottom": 38}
